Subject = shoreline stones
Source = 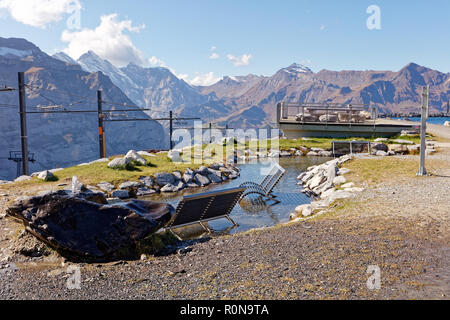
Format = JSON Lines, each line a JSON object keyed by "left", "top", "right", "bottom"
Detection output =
{"left": 75, "top": 163, "right": 240, "bottom": 201}
{"left": 291, "top": 154, "right": 365, "bottom": 220}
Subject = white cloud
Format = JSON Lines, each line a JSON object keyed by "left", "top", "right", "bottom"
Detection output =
{"left": 0, "top": 0, "right": 81, "bottom": 28}
{"left": 149, "top": 55, "right": 218, "bottom": 86}
{"left": 149, "top": 56, "right": 167, "bottom": 68}
{"left": 209, "top": 52, "right": 220, "bottom": 60}
{"left": 187, "top": 72, "right": 220, "bottom": 86}
{"left": 320, "top": 24, "right": 326, "bottom": 31}
{"left": 227, "top": 53, "right": 252, "bottom": 67}
{"left": 210, "top": 46, "right": 217, "bottom": 51}
{"left": 61, "top": 13, "right": 145, "bottom": 67}
{"left": 149, "top": 56, "right": 189, "bottom": 81}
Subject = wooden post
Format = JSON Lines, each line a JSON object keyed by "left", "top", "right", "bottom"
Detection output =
{"left": 97, "top": 90, "right": 106, "bottom": 158}
{"left": 18, "top": 72, "right": 29, "bottom": 176}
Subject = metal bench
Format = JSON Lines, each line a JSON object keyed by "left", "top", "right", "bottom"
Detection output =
{"left": 165, "top": 187, "right": 246, "bottom": 239}
{"left": 239, "top": 163, "right": 286, "bottom": 204}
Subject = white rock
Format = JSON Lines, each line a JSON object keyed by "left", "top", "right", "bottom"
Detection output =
{"left": 444, "top": 121, "right": 450, "bottom": 127}
{"left": 333, "top": 176, "right": 347, "bottom": 185}
{"left": 37, "top": 170, "right": 54, "bottom": 181}
{"left": 320, "top": 188, "right": 336, "bottom": 199}
{"left": 125, "top": 150, "right": 147, "bottom": 166}
{"left": 306, "top": 151, "right": 319, "bottom": 157}
{"left": 71, "top": 176, "right": 83, "bottom": 193}
{"left": 168, "top": 150, "right": 182, "bottom": 162}
{"left": 137, "top": 151, "right": 156, "bottom": 157}
{"left": 341, "top": 182, "right": 355, "bottom": 189}
{"left": 311, "top": 200, "right": 331, "bottom": 210}
{"left": 392, "top": 139, "right": 414, "bottom": 145}
{"left": 307, "top": 173, "right": 326, "bottom": 190}
{"left": 326, "top": 190, "right": 355, "bottom": 202}
{"left": 268, "top": 151, "right": 280, "bottom": 158}
{"left": 14, "top": 175, "right": 32, "bottom": 182}
{"left": 107, "top": 157, "right": 130, "bottom": 169}
{"left": 90, "top": 158, "right": 109, "bottom": 164}
{"left": 374, "top": 138, "right": 388, "bottom": 142}
{"left": 344, "top": 187, "right": 364, "bottom": 193}
{"left": 294, "top": 204, "right": 313, "bottom": 217}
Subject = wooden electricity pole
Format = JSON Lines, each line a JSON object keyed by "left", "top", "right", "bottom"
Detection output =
{"left": 18, "top": 72, "right": 29, "bottom": 176}
{"left": 97, "top": 90, "right": 106, "bottom": 158}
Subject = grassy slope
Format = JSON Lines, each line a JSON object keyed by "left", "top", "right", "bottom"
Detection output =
{"left": 2, "top": 135, "right": 424, "bottom": 191}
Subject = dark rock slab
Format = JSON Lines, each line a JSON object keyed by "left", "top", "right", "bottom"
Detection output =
{"left": 6, "top": 193, "right": 174, "bottom": 262}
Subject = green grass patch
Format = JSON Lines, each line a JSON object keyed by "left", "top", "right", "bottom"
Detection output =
{"left": 343, "top": 157, "right": 418, "bottom": 187}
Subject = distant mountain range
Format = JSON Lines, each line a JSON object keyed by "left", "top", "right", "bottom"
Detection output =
{"left": 1, "top": 36, "right": 448, "bottom": 179}
{"left": 52, "top": 49, "right": 449, "bottom": 129}
{"left": 0, "top": 37, "right": 165, "bottom": 180}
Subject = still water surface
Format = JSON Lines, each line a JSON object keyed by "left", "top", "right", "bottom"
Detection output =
{"left": 141, "top": 157, "right": 332, "bottom": 237}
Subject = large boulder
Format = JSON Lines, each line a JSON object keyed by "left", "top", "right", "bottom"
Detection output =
{"left": 139, "top": 176, "right": 154, "bottom": 188}
{"left": 125, "top": 150, "right": 147, "bottom": 166}
{"left": 37, "top": 170, "right": 55, "bottom": 181}
{"left": 371, "top": 143, "right": 389, "bottom": 153}
{"left": 107, "top": 157, "right": 131, "bottom": 170}
{"left": 389, "top": 144, "right": 409, "bottom": 154}
{"left": 194, "top": 173, "right": 211, "bottom": 187}
{"left": 97, "top": 182, "right": 115, "bottom": 193}
{"left": 6, "top": 193, "right": 174, "bottom": 261}
{"left": 155, "top": 172, "right": 176, "bottom": 187}
{"left": 183, "top": 169, "right": 194, "bottom": 184}
{"left": 168, "top": 150, "right": 182, "bottom": 162}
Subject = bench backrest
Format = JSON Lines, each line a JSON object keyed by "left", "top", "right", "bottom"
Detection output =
{"left": 260, "top": 164, "right": 285, "bottom": 195}
{"left": 168, "top": 187, "right": 246, "bottom": 229}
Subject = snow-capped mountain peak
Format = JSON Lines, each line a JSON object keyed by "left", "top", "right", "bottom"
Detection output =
{"left": 52, "top": 52, "right": 78, "bottom": 65}
{"left": 77, "top": 51, "right": 138, "bottom": 91}
{"left": 283, "top": 63, "right": 313, "bottom": 74}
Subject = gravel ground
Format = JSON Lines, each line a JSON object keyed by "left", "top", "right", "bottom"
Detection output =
{"left": 0, "top": 126, "right": 449, "bottom": 300}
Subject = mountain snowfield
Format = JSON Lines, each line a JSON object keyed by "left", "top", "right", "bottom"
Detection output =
{"left": 0, "top": 37, "right": 166, "bottom": 180}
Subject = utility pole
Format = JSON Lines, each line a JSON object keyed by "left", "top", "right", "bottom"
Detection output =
{"left": 169, "top": 111, "right": 174, "bottom": 150}
{"left": 417, "top": 86, "right": 429, "bottom": 176}
{"left": 18, "top": 72, "right": 29, "bottom": 176}
{"left": 97, "top": 90, "right": 106, "bottom": 158}
{"left": 209, "top": 122, "right": 213, "bottom": 144}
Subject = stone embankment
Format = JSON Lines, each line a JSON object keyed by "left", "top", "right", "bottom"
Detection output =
{"left": 290, "top": 155, "right": 364, "bottom": 220}
{"left": 99, "top": 162, "right": 240, "bottom": 201}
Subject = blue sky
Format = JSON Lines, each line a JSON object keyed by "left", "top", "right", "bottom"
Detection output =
{"left": 0, "top": 0, "right": 449, "bottom": 85}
